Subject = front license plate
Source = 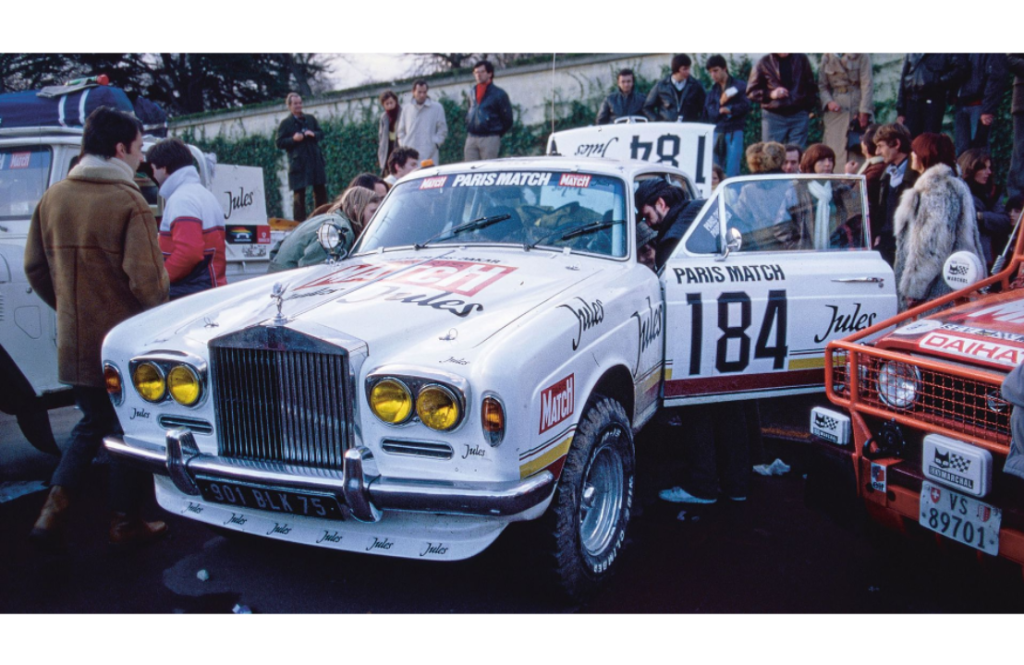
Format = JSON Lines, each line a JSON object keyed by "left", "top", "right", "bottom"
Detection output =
{"left": 197, "top": 478, "right": 344, "bottom": 521}
{"left": 919, "top": 481, "right": 1001, "bottom": 555}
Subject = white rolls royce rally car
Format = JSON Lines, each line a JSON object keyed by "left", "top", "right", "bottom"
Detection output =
{"left": 103, "top": 154, "right": 895, "bottom": 598}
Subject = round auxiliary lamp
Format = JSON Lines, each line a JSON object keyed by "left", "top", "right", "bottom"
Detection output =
{"left": 942, "top": 251, "right": 985, "bottom": 291}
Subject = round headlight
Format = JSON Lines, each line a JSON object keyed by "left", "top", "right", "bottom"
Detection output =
{"left": 370, "top": 379, "right": 413, "bottom": 424}
{"left": 168, "top": 364, "right": 202, "bottom": 406}
{"left": 132, "top": 362, "right": 166, "bottom": 402}
{"left": 877, "top": 361, "right": 920, "bottom": 409}
{"left": 416, "top": 385, "right": 460, "bottom": 431}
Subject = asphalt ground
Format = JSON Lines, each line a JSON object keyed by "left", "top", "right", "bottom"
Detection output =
{"left": 4, "top": 404, "right": 1024, "bottom": 618}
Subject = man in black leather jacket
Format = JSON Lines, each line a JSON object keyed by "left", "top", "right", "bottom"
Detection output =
{"left": 597, "top": 68, "right": 646, "bottom": 124}
{"left": 643, "top": 54, "right": 707, "bottom": 123}
{"left": 464, "top": 60, "right": 514, "bottom": 161}
{"left": 896, "top": 54, "right": 969, "bottom": 138}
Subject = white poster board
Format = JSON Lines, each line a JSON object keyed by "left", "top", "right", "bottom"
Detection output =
{"left": 547, "top": 122, "right": 715, "bottom": 198}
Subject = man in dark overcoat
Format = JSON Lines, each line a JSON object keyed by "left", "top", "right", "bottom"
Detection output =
{"left": 276, "top": 92, "right": 328, "bottom": 221}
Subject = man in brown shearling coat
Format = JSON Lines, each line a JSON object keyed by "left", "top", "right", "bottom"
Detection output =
{"left": 24, "top": 106, "right": 170, "bottom": 550}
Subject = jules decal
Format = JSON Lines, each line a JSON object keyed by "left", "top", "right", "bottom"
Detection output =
{"left": 419, "top": 542, "right": 450, "bottom": 557}
{"left": 539, "top": 374, "right": 575, "bottom": 434}
{"left": 317, "top": 530, "right": 342, "bottom": 544}
{"left": 224, "top": 513, "right": 248, "bottom": 526}
{"left": 559, "top": 297, "right": 605, "bottom": 350}
{"left": 813, "top": 303, "right": 878, "bottom": 343}
{"left": 335, "top": 285, "right": 484, "bottom": 318}
{"left": 572, "top": 137, "right": 619, "bottom": 159}
{"left": 266, "top": 523, "right": 293, "bottom": 536}
{"left": 631, "top": 296, "right": 664, "bottom": 374}
{"left": 223, "top": 186, "right": 255, "bottom": 220}
{"left": 129, "top": 407, "right": 151, "bottom": 420}
{"left": 366, "top": 536, "right": 394, "bottom": 552}
{"left": 440, "top": 356, "right": 469, "bottom": 365}
{"left": 462, "top": 444, "right": 486, "bottom": 459}
{"left": 185, "top": 502, "right": 204, "bottom": 515}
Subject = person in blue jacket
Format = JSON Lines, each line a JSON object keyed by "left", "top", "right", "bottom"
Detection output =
{"left": 704, "top": 55, "right": 750, "bottom": 178}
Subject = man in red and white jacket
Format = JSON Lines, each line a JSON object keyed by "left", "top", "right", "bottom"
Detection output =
{"left": 147, "top": 138, "right": 226, "bottom": 299}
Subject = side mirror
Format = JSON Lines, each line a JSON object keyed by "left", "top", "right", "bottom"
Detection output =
{"left": 316, "top": 220, "right": 350, "bottom": 262}
{"left": 715, "top": 227, "right": 742, "bottom": 262}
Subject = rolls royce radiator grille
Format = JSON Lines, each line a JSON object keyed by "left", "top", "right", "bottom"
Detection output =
{"left": 210, "top": 328, "right": 351, "bottom": 470}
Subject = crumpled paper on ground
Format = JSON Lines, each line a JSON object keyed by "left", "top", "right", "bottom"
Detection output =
{"left": 753, "top": 458, "right": 791, "bottom": 476}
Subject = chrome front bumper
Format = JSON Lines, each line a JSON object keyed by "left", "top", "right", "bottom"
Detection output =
{"left": 104, "top": 430, "right": 554, "bottom": 523}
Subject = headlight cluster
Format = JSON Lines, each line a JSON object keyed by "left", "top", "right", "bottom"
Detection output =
{"left": 129, "top": 357, "right": 205, "bottom": 406}
{"left": 367, "top": 375, "right": 465, "bottom": 432}
{"left": 876, "top": 361, "right": 921, "bottom": 409}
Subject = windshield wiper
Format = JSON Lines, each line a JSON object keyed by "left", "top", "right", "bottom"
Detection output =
{"left": 414, "top": 214, "right": 512, "bottom": 250}
{"left": 526, "top": 219, "right": 625, "bottom": 251}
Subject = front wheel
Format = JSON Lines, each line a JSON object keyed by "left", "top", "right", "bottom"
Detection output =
{"left": 540, "top": 395, "right": 634, "bottom": 602}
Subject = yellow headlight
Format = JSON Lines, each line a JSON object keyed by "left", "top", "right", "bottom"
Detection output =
{"left": 370, "top": 379, "right": 413, "bottom": 424}
{"left": 168, "top": 365, "right": 201, "bottom": 406}
{"left": 132, "top": 362, "right": 166, "bottom": 402}
{"left": 416, "top": 385, "right": 460, "bottom": 431}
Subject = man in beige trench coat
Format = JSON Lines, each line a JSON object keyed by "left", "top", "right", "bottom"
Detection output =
{"left": 819, "top": 54, "right": 873, "bottom": 169}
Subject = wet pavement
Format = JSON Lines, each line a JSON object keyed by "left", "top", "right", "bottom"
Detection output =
{"left": 3, "top": 405, "right": 1024, "bottom": 614}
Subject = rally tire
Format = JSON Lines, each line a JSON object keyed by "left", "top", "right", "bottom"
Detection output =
{"left": 539, "top": 395, "right": 634, "bottom": 602}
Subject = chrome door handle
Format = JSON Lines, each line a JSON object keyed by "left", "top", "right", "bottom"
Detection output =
{"left": 832, "top": 276, "right": 885, "bottom": 288}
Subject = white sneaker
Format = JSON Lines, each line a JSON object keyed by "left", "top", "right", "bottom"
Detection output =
{"left": 658, "top": 487, "right": 717, "bottom": 504}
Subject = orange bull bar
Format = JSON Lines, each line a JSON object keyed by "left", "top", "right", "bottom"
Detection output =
{"left": 822, "top": 237, "right": 1024, "bottom": 566}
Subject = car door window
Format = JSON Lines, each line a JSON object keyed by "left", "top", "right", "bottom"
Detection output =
{"left": 721, "top": 177, "right": 866, "bottom": 253}
{"left": 0, "top": 147, "right": 52, "bottom": 220}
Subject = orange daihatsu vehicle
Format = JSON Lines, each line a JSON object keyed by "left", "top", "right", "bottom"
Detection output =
{"left": 809, "top": 217, "right": 1024, "bottom": 571}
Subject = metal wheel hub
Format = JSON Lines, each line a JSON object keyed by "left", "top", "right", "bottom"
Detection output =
{"left": 578, "top": 431, "right": 624, "bottom": 557}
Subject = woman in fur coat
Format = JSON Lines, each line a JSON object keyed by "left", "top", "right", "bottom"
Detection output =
{"left": 894, "top": 133, "right": 983, "bottom": 311}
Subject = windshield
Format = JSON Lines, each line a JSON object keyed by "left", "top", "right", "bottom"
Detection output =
{"left": 354, "top": 170, "right": 629, "bottom": 258}
{"left": 686, "top": 176, "right": 868, "bottom": 254}
{"left": 0, "top": 147, "right": 52, "bottom": 220}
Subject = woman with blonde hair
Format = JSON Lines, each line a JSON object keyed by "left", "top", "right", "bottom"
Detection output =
{"left": 268, "top": 186, "right": 382, "bottom": 272}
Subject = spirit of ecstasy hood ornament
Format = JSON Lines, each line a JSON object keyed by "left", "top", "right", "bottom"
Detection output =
{"left": 270, "top": 282, "right": 287, "bottom": 326}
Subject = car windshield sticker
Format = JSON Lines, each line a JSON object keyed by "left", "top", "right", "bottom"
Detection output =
{"left": 703, "top": 207, "right": 721, "bottom": 236}
{"left": 10, "top": 152, "right": 31, "bottom": 169}
{"left": 419, "top": 176, "right": 448, "bottom": 190}
{"left": 919, "top": 332, "right": 1024, "bottom": 367}
{"left": 558, "top": 174, "right": 592, "bottom": 188}
{"left": 450, "top": 172, "right": 554, "bottom": 188}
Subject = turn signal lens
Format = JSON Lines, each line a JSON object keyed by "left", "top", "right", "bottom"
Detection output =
{"left": 416, "top": 385, "right": 460, "bottom": 431}
{"left": 370, "top": 379, "right": 413, "bottom": 424}
{"left": 104, "top": 364, "right": 123, "bottom": 404}
{"left": 481, "top": 396, "right": 505, "bottom": 447}
{"left": 167, "top": 365, "right": 202, "bottom": 406}
{"left": 132, "top": 362, "right": 166, "bottom": 402}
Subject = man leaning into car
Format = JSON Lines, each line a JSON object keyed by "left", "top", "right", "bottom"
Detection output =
{"left": 24, "top": 106, "right": 170, "bottom": 551}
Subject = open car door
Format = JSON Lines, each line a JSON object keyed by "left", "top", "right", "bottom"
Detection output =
{"left": 660, "top": 174, "right": 897, "bottom": 405}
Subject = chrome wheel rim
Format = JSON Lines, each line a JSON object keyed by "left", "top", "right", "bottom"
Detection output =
{"left": 579, "top": 431, "right": 624, "bottom": 557}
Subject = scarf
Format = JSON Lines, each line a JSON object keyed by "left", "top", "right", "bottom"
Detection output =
{"left": 807, "top": 180, "right": 834, "bottom": 250}
{"left": 386, "top": 106, "right": 400, "bottom": 129}
{"left": 475, "top": 82, "right": 489, "bottom": 104}
{"left": 886, "top": 157, "right": 909, "bottom": 189}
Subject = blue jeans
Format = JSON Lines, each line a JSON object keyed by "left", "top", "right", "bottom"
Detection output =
{"left": 50, "top": 386, "right": 148, "bottom": 512}
{"left": 761, "top": 110, "right": 809, "bottom": 148}
{"left": 955, "top": 105, "right": 991, "bottom": 156}
{"left": 714, "top": 129, "right": 744, "bottom": 178}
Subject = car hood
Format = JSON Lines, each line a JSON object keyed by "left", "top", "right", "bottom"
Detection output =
{"left": 129, "top": 248, "right": 613, "bottom": 358}
{"left": 875, "top": 290, "right": 1024, "bottom": 370}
